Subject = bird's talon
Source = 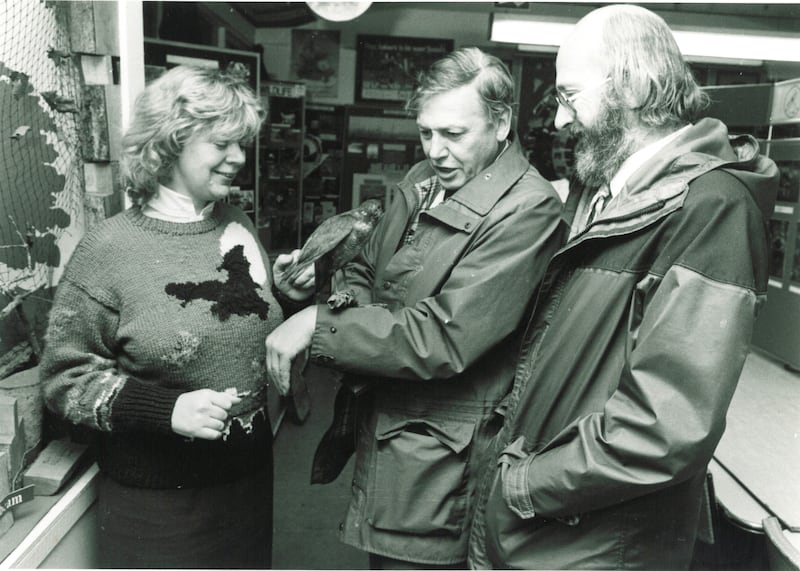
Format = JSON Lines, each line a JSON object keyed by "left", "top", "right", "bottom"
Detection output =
{"left": 327, "top": 289, "right": 358, "bottom": 311}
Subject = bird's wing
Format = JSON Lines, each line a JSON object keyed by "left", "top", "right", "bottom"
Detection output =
{"left": 283, "top": 213, "right": 355, "bottom": 283}
{"left": 295, "top": 213, "right": 355, "bottom": 266}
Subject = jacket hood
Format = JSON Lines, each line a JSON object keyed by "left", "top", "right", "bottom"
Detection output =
{"left": 625, "top": 117, "right": 779, "bottom": 223}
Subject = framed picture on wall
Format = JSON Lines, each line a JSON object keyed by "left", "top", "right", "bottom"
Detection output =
{"left": 290, "top": 29, "right": 340, "bottom": 98}
{"left": 355, "top": 35, "right": 453, "bottom": 103}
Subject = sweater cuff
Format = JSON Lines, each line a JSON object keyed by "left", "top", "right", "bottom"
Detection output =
{"left": 111, "top": 380, "right": 184, "bottom": 434}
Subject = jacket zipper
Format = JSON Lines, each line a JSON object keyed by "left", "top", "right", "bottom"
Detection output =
{"left": 503, "top": 199, "right": 667, "bottom": 434}
{"left": 567, "top": 199, "right": 668, "bottom": 245}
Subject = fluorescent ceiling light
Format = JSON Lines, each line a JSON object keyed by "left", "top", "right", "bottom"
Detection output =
{"left": 491, "top": 15, "right": 574, "bottom": 47}
{"left": 491, "top": 13, "right": 800, "bottom": 63}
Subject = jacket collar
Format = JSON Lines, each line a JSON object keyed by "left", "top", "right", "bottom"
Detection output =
{"left": 620, "top": 118, "right": 736, "bottom": 200}
{"left": 618, "top": 117, "right": 776, "bottom": 219}
{"left": 399, "top": 133, "right": 530, "bottom": 217}
{"left": 565, "top": 117, "right": 778, "bottom": 245}
{"left": 608, "top": 125, "right": 690, "bottom": 199}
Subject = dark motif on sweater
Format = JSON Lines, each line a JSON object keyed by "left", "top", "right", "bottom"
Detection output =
{"left": 165, "top": 244, "right": 269, "bottom": 321}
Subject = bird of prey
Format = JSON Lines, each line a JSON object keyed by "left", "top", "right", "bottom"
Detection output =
{"left": 281, "top": 199, "right": 384, "bottom": 302}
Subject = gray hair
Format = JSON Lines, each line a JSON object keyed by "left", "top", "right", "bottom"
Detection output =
{"left": 405, "top": 47, "right": 514, "bottom": 125}
{"left": 599, "top": 5, "right": 709, "bottom": 127}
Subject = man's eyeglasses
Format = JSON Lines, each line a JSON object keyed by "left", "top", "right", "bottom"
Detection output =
{"left": 554, "top": 77, "right": 611, "bottom": 116}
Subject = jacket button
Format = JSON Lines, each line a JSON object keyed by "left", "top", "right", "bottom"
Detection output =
{"left": 382, "top": 281, "right": 391, "bottom": 290}
{"left": 464, "top": 222, "right": 472, "bottom": 229}
{"left": 484, "top": 172, "right": 492, "bottom": 180}
{"left": 339, "top": 522, "right": 344, "bottom": 531}
{"left": 330, "top": 326, "right": 337, "bottom": 333}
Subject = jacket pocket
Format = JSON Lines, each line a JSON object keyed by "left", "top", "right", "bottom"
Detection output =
{"left": 367, "top": 412, "right": 475, "bottom": 536}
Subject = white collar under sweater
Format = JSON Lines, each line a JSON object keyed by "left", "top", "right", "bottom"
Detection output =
{"left": 142, "top": 184, "right": 216, "bottom": 222}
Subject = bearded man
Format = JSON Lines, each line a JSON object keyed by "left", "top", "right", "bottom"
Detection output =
{"left": 468, "top": 5, "right": 779, "bottom": 569}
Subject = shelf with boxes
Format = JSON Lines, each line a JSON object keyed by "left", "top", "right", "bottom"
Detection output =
{"left": 258, "top": 81, "right": 306, "bottom": 254}
{"left": 302, "top": 104, "right": 346, "bottom": 242}
{"left": 341, "top": 105, "right": 421, "bottom": 212}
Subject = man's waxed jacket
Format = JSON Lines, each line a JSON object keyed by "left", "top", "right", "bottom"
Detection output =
{"left": 308, "top": 136, "right": 563, "bottom": 564}
{"left": 468, "top": 118, "right": 779, "bottom": 569}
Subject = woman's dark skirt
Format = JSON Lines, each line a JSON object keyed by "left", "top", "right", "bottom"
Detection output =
{"left": 97, "top": 462, "right": 273, "bottom": 569}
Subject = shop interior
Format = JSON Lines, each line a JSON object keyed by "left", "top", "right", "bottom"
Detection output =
{"left": 1, "top": 1, "right": 799, "bottom": 568}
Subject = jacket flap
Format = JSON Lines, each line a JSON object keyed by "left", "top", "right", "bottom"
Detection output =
{"left": 422, "top": 205, "right": 480, "bottom": 234}
{"left": 375, "top": 413, "right": 475, "bottom": 453}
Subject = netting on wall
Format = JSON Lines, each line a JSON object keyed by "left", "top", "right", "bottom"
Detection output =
{"left": 0, "top": 0, "right": 84, "bottom": 301}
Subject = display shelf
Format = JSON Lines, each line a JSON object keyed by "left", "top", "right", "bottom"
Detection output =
{"left": 342, "top": 105, "right": 419, "bottom": 212}
{"left": 302, "top": 104, "right": 346, "bottom": 241}
{"left": 259, "top": 81, "right": 306, "bottom": 253}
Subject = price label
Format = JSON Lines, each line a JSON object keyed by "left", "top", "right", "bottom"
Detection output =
{"left": 0, "top": 484, "right": 35, "bottom": 514}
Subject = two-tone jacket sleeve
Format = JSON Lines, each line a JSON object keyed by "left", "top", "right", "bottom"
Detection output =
{"left": 503, "top": 171, "right": 770, "bottom": 518}
{"left": 41, "top": 278, "right": 183, "bottom": 434}
{"left": 310, "top": 186, "right": 563, "bottom": 380}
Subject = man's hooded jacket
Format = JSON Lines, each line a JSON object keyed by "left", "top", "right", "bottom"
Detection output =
{"left": 470, "top": 117, "right": 779, "bottom": 570}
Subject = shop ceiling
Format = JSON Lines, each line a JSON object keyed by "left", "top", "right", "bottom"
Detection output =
{"left": 226, "top": 2, "right": 800, "bottom": 30}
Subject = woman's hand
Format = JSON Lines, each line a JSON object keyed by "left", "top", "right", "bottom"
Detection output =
{"left": 265, "top": 305, "right": 318, "bottom": 395}
{"left": 171, "top": 388, "right": 242, "bottom": 440}
{"left": 273, "top": 250, "right": 315, "bottom": 301}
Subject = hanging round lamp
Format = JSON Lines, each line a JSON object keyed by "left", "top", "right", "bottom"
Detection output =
{"left": 306, "top": 2, "right": 372, "bottom": 22}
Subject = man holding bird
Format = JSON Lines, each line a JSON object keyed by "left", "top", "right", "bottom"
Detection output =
{"left": 267, "top": 47, "right": 562, "bottom": 569}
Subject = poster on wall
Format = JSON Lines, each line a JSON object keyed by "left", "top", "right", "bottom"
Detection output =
{"left": 290, "top": 29, "right": 340, "bottom": 98}
{"left": 355, "top": 35, "right": 453, "bottom": 103}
